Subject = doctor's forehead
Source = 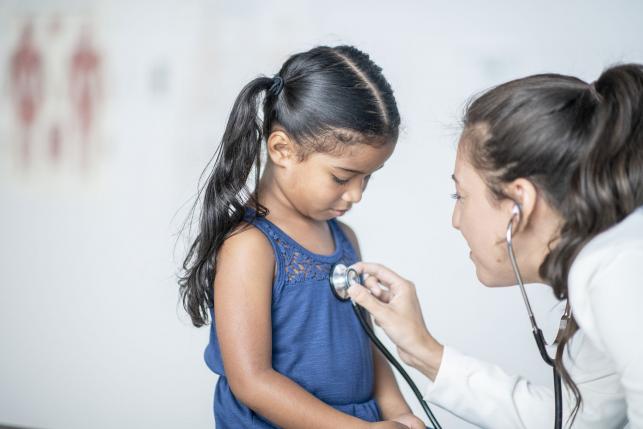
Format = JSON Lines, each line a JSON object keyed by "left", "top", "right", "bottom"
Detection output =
{"left": 451, "top": 152, "right": 476, "bottom": 189}
{"left": 452, "top": 152, "right": 465, "bottom": 185}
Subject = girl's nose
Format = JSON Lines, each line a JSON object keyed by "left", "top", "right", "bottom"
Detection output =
{"left": 343, "top": 181, "right": 363, "bottom": 204}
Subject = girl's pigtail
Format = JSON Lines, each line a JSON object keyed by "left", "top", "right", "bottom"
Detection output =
{"left": 180, "top": 76, "right": 273, "bottom": 327}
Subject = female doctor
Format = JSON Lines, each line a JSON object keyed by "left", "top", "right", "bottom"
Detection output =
{"left": 348, "top": 63, "right": 643, "bottom": 428}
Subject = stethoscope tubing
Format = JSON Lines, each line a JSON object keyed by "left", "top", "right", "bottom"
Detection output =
{"left": 351, "top": 302, "right": 442, "bottom": 429}
{"left": 507, "top": 206, "right": 563, "bottom": 429}
{"left": 330, "top": 264, "right": 442, "bottom": 428}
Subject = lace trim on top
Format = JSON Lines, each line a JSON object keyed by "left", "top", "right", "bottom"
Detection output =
{"left": 247, "top": 213, "right": 357, "bottom": 286}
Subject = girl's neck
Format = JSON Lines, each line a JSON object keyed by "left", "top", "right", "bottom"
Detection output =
{"left": 255, "top": 166, "right": 324, "bottom": 229}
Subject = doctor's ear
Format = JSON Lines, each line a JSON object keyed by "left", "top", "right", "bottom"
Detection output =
{"left": 266, "top": 130, "right": 298, "bottom": 167}
{"left": 503, "top": 178, "right": 538, "bottom": 232}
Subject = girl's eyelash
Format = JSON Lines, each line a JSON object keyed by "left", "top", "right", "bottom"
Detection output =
{"left": 332, "top": 175, "right": 350, "bottom": 185}
{"left": 450, "top": 192, "right": 461, "bottom": 200}
{"left": 333, "top": 173, "right": 372, "bottom": 185}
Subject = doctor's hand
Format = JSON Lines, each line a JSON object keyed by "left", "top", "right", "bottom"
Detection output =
{"left": 348, "top": 262, "right": 444, "bottom": 381}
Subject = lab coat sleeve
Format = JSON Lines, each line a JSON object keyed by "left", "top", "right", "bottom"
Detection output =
{"left": 586, "top": 247, "right": 643, "bottom": 428}
{"left": 423, "top": 345, "right": 555, "bottom": 429}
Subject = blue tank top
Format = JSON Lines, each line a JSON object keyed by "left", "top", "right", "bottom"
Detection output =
{"left": 204, "top": 209, "right": 380, "bottom": 428}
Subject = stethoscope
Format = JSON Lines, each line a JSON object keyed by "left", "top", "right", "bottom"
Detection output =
{"left": 329, "top": 203, "right": 570, "bottom": 429}
{"left": 507, "top": 203, "right": 569, "bottom": 429}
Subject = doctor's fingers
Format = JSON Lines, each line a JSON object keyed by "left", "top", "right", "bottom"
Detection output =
{"left": 363, "top": 275, "right": 392, "bottom": 303}
{"left": 347, "top": 283, "right": 391, "bottom": 321}
{"left": 351, "top": 262, "right": 411, "bottom": 292}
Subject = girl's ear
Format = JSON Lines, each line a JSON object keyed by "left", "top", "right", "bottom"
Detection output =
{"left": 266, "top": 130, "right": 297, "bottom": 167}
{"left": 503, "top": 178, "right": 538, "bottom": 232}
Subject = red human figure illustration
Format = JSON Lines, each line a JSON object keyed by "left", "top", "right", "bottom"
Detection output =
{"left": 10, "top": 21, "right": 43, "bottom": 167}
{"left": 48, "top": 15, "right": 63, "bottom": 164}
{"left": 69, "top": 27, "right": 102, "bottom": 169}
{"left": 49, "top": 124, "right": 61, "bottom": 162}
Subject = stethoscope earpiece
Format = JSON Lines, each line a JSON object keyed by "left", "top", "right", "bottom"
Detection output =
{"left": 512, "top": 203, "right": 522, "bottom": 218}
{"left": 506, "top": 203, "right": 522, "bottom": 245}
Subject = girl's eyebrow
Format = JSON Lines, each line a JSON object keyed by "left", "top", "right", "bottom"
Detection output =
{"left": 451, "top": 174, "right": 459, "bottom": 183}
{"left": 336, "top": 165, "right": 385, "bottom": 175}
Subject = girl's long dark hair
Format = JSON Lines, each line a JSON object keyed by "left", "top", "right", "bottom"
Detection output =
{"left": 179, "top": 46, "right": 400, "bottom": 327}
{"left": 461, "top": 63, "right": 643, "bottom": 424}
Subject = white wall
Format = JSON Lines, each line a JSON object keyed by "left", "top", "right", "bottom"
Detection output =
{"left": 1, "top": 1, "right": 641, "bottom": 428}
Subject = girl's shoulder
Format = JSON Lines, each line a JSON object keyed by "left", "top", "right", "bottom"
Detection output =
{"left": 217, "top": 222, "right": 275, "bottom": 274}
{"left": 334, "top": 220, "right": 362, "bottom": 259}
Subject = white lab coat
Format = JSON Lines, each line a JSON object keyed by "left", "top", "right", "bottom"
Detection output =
{"left": 424, "top": 207, "right": 643, "bottom": 428}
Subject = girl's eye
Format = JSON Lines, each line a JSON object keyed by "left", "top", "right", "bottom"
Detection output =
{"left": 362, "top": 175, "right": 372, "bottom": 189}
{"left": 450, "top": 192, "right": 462, "bottom": 201}
{"left": 332, "top": 175, "right": 350, "bottom": 185}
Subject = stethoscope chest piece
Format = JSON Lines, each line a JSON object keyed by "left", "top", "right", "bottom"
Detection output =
{"left": 329, "top": 263, "right": 361, "bottom": 301}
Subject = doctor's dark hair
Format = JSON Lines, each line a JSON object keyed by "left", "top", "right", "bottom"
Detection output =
{"left": 178, "top": 45, "right": 400, "bottom": 327}
{"left": 460, "top": 63, "right": 643, "bottom": 423}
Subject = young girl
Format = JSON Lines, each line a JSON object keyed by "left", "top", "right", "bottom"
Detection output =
{"left": 179, "top": 46, "right": 424, "bottom": 429}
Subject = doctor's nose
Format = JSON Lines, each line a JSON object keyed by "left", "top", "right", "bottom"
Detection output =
{"left": 452, "top": 204, "right": 461, "bottom": 230}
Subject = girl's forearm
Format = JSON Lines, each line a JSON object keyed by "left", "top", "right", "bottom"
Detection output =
{"left": 375, "top": 387, "right": 411, "bottom": 421}
{"left": 232, "top": 368, "right": 370, "bottom": 429}
{"left": 371, "top": 345, "right": 412, "bottom": 419}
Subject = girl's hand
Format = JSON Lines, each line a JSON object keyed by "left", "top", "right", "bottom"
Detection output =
{"left": 348, "top": 262, "right": 444, "bottom": 380}
{"left": 392, "top": 413, "right": 425, "bottom": 429}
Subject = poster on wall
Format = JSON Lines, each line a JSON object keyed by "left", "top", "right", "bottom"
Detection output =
{"left": 2, "top": 14, "right": 106, "bottom": 188}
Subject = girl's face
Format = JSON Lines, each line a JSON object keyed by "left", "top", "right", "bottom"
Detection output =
{"left": 451, "top": 145, "right": 518, "bottom": 287}
{"left": 282, "top": 141, "right": 396, "bottom": 221}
